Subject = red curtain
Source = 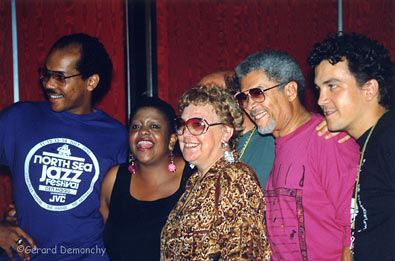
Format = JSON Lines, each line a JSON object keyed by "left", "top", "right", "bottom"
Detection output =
{"left": 343, "top": 0, "right": 394, "bottom": 56}
{"left": 0, "top": 174, "right": 12, "bottom": 222}
{"left": 156, "top": 0, "right": 394, "bottom": 112}
{"left": 0, "top": 0, "right": 14, "bottom": 110}
{"left": 0, "top": 0, "right": 126, "bottom": 124}
{"left": 15, "top": 0, "right": 127, "bottom": 124}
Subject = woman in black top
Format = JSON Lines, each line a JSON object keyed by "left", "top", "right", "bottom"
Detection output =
{"left": 100, "top": 97, "right": 193, "bottom": 260}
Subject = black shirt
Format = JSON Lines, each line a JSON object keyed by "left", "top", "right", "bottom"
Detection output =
{"left": 103, "top": 163, "right": 194, "bottom": 261}
{"left": 353, "top": 111, "right": 395, "bottom": 260}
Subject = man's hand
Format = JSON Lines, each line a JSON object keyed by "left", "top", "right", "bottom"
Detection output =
{"left": 316, "top": 119, "right": 351, "bottom": 143}
{"left": 0, "top": 223, "right": 36, "bottom": 260}
{"left": 342, "top": 246, "right": 352, "bottom": 261}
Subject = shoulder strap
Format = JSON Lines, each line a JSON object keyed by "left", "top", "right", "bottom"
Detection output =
{"left": 110, "top": 163, "right": 132, "bottom": 200}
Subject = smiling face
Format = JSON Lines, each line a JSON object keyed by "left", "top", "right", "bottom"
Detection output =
{"left": 314, "top": 59, "right": 366, "bottom": 138}
{"left": 178, "top": 104, "right": 228, "bottom": 173}
{"left": 240, "top": 70, "right": 293, "bottom": 138}
{"left": 129, "top": 107, "right": 174, "bottom": 166}
{"left": 43, "top": 46, "right": 95, "bottom": 114}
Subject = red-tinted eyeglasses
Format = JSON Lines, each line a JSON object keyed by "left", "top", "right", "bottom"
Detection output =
{"left": 175, "top": 117, "right": 224, "bottom": 136}
{"left": 39, "top": 67, "right": 81, "bottom": 86}
{"left": 235, "top": 82, "right": 287, "bottom": 108}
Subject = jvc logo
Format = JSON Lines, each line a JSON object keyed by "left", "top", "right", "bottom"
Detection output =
{"left": 49, "top": 195, "right": 66, "bottom": 202}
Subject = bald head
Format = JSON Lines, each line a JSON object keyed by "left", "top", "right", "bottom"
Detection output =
{"left": 198, "top": 71, "right": 235, "bottom": 90}
{"left": 198, "top": 70, "right": 255, "bottom": 134}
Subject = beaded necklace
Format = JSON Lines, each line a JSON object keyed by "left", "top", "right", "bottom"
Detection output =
{"left": 239, "top": 126, "right": 256, "bottom": 159}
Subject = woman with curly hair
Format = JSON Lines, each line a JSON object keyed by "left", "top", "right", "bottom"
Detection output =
{"left": 160, "top": 85, "right": 271, "bottom": 260}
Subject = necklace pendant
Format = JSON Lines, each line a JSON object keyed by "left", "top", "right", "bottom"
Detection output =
{"left": 350, "top": 234, "right": 355, "bottom": 254}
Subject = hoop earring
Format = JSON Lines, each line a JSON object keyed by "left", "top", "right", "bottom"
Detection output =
{"left": 222, "top": 141, "right": 234, "bottom": 163}
{"left": 168, "top": 151, "right": 176, "bottom": 173}
{"left": 128, "top": 154, "right": 136, "bottom": 174}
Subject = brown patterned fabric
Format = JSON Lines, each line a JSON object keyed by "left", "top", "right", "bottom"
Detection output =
{"left": 160, "top": 151, "right": 271, "bottom": 260}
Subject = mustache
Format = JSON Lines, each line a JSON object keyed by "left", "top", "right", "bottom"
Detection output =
{"left": 320, "top": 106, "right": 333, "bottom": 113}
{"left": 249, "top": 109, "right": 261, "bottom": 117}
{"left": 45, "top": 89, "right": 59, "bottom": 96}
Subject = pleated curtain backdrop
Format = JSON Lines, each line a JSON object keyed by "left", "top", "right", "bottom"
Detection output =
{"left": 156, "top": 0, "right": 394, "bottom": 112}
{"left": 0, "top": 0, "right": 13, "bottom": 110}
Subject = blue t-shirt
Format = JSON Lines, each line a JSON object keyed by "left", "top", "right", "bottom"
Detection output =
{"left": 0, "top": 101, "right": 128, "bottom": 260}
{"left": 237, "top": 128, "right": 275, "bottom": 189}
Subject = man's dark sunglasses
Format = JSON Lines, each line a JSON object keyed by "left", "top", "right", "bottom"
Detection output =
{"left": 235, "top": 82, "right": 288, "bottom": 108}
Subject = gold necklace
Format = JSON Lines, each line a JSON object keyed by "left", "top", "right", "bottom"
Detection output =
{"left": 350, "top": 113, "right": 385, "bottom": 252}
{"left": 351, "top": 124, "right": 376, "bottom": 228}
{"left": 351, "top": 114, "right": 385, "bottom": 230}
{"left": 239, "top": 126, "right": 256, "bottom": 159}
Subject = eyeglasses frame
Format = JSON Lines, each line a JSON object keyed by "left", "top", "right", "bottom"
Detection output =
{"left": 38, "top": 67, "right": 82, "bottom": 85}
{"left": 175, "top": 117, "right": 224, "bottom": 136}
{"left": 235, "top": 82, "right": 288, "bottom": 108}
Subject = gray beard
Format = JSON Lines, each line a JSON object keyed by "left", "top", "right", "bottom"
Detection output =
{"left": 257, "top": 118, "right": 276, "bottom": 135}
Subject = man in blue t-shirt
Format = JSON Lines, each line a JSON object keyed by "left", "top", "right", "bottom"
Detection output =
{"left": 0, "top": 34, "right": 128, "bottom": 260}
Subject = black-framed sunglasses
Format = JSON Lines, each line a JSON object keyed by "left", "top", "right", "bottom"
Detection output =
{"left": 38, "top": 67, "right": 81, "bottom": 86}
{"left": 235, "top": 82, "right": 288, "bottom": 108}
{"left": 175, "top": 117, "right": 224, "bottom": 136}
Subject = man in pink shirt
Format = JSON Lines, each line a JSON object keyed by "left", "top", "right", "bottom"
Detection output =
{"left": 235, "top": 50, "right": 359, "bottom": 260}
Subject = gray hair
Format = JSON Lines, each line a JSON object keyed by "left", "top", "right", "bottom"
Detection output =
{"left": 235, "top": 50, "right": 305, "bottom": 104}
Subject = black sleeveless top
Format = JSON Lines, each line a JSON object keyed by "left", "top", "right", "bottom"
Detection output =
{"left": 103, "top": 162, "right": 194, "bottom": 261}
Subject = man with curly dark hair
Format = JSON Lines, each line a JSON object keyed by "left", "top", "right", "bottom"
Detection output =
{"left": 308, "top": 32, "right": 395, "bottom": 260}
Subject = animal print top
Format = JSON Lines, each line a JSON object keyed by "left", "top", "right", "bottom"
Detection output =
{"left": 160, "top": 151, "right": 271, "bottom": 260}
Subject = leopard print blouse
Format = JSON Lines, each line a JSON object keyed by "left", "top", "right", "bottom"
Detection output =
{"left": 160, "top": 151, "right": 271, "bottom": 260}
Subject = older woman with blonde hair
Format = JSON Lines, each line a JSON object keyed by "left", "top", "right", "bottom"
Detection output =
{"left": 160, "top": 85, "right": 271, "bottom": 260}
